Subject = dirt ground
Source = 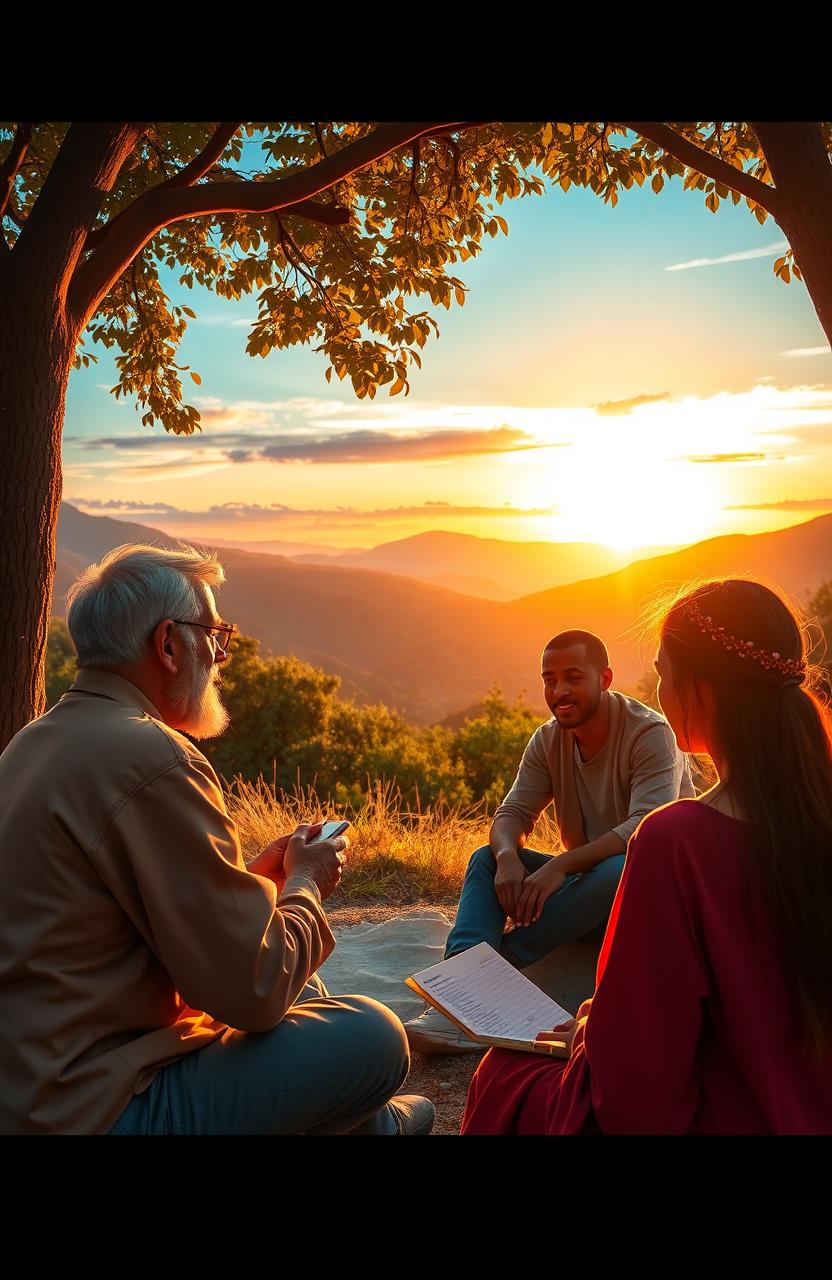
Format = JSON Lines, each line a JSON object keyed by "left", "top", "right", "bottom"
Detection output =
{"left": 327, "top": 899, "right": 483, "bottom": 1136}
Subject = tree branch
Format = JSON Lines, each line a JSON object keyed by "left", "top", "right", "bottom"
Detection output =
{"left": 158, "top": 121, "right": 241, "bottom": 191}
{"left": 274, "top": 216, "right": 345, "bottom": 331}
{"left": 70, "top": 121, "right": 477, "bottom": 325}
{"left": 80, "top": 123, "right": 240, "bottom": 255}
{"left": 83, "top": 192, "right": 350, "bottom": 255}
{"left": 3, "top": 192, "right": 24, "bottom": 229}
{"left": 405, "top": 140, "right": 421, "bottom": 235}
{"left": 443, "top": 136, "right": 462, "bottom": 207}
{"left": 15, "top": 122, "right": 146, "bottom": 309}
{"left": 620, "top": 121, "right": 781, "bottom": 216}
{"left": 0, "top": 122, "right": 34, "bottom": 222}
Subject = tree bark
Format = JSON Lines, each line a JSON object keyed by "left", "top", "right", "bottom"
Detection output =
{"left": 0, "top": 124, "right": 141, "bottom": 752}
{"left": 0, "top": 265, "right": 75, "bottom": 751}
{"left": 754, "top": 123, "right": 832, "bottom": 349}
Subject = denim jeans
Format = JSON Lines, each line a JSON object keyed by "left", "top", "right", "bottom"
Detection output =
{"left": 444, "top": 845, "right": 625, "bottom": 969}
{"left": 107, "top": 975, "right": 410, "bottom": 1135}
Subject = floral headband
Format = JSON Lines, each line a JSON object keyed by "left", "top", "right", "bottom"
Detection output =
{"left": 677, "top": 599, "right": 806, "bottom": 683}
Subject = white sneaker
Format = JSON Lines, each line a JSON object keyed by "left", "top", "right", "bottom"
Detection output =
{"left": 403, "top": 1004, "right": 483, "bottom": 1056}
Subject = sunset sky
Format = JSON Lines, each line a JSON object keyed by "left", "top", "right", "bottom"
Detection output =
{"left": 63, "top": 164, "right": 832, "bottom": 553}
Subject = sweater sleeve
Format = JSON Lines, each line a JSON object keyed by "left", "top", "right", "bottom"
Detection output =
{"left": 612, "top": 722, "right": 690, "bottom": 846}
{"left": 492, "top": 727, "right": 555, "bottom": 834}
{"left": 91, "top": 753, "right": 336, "bottom": 1032}
{"left": 580, "top": 807, "right": 710, "bottom": 1133}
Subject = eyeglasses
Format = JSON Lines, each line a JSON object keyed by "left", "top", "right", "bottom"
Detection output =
{"left": 171, "top": 619, "right": 236, "bottom": 657}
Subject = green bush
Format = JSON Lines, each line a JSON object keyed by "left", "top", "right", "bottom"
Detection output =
{"left": 45, "top": 619, "right": 77, "bottom": 708}
{"left": 44, "top": 625, "right": 544, "bottom": 807}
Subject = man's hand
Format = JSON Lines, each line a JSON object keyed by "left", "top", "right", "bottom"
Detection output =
{"left": 513, "top": 859, "right": 566, "bottom": 927}
{"left": 248, "top": 822, "right": 323, "bottom": 889}
{"left": 283, "top": 823, "right": 348, "bottom": 901}
{"left": 493, "top": 848, "right": 527, "bottom": 920}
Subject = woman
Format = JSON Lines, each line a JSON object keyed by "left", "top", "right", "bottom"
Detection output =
{"left": 461, "top": 579, "right": 832, "bottom": 1134}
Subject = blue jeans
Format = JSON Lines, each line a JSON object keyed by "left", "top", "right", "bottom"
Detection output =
{"left": 444, "top": 845, "right": 625, "bottom": 969}
{"left": 107, "top": 975, "right": 409, "bottom": 1135}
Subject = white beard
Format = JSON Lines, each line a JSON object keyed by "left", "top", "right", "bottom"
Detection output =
{"left": 170, "top": 657, "right": 230, "bottom": 739}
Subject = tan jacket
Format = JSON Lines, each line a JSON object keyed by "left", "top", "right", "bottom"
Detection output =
{"left": 0, "top": 670, "right": 335, "bottom": 1135}
{"left": 494, "top": 691, "right": 695, "bottom": 850}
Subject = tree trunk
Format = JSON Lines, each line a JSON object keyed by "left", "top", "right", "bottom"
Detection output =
{"left": 0, "top": 267, "right": 74, "bottom": 752}
{"left": 755, "top": 122, "right": 832, "bottom": 350}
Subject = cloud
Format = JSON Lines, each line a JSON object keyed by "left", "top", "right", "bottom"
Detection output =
{"left": 75, "top": 425, "right": 555, "bottom": 467}
{"left": 594, "top": 393, "right": 669, "bottom": 416}
{"left": 780, "top": 347, "right": 830, "bottom": 358}
{"left": 66, "top": 498, "right": 181, "bottom": 512}
{"left": 680, "top": 452, "right": 770, "bottom": 464}
{"left": 665, "top": 240, "right": 788, "bottom": 272}
{"left": 724, "top": 498, "right": 832, "bottom": 511}
{"left": 254, "top": 426, "right": 551, "bottom": 465}
{"left": 66, "top": 497, "right": 559, "bottom": 527}
{"left": 191, "top": 313, "right": 258, "bottom": 327}
{"left": 758, "top": 423, "right": 832, "bottom": 447}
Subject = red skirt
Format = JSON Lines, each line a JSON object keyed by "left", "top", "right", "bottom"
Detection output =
{"left": 461, "top": 1047, "right": 599, "bottom": 1135}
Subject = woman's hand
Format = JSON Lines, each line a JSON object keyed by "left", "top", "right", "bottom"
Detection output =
{"left": 536, "top": 1017, "right": 577, "bottom": 1056}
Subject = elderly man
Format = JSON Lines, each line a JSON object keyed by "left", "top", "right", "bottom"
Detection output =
{"left": 0, "top": 543, "right": 433, "bottom": 1135}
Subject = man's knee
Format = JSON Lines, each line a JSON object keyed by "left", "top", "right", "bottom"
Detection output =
{"left": 333, "top": 995, "right": 410, "bottom": 1086}
{"left": 467, "top": 843, "right": 496, "bottom": 876}
{"left": 581, "top": 853, "right": 626, "bottom": 901}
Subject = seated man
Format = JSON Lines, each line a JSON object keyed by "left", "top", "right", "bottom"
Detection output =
{"left": 405, "top": 628, "right": 694, "bottom": 1055}
{"left": 0, "top": 543, "right": 433, "bottom": 1136}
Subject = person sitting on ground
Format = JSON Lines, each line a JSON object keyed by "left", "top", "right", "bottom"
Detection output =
{"left": 0, "top": 543, "right": 433, "bottom": 1136}
{"left": 461, "top": 579, "right": 832, "bottom": 1135}
{"left": 405, "top": 628, "right": 693, "bottom": 1056}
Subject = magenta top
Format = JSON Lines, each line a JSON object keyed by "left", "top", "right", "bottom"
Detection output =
{"left": 462, "top": 799, "right": 832, "bottom": 1135}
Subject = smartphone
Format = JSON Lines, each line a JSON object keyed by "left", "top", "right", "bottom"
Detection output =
{"left": 308, "top": 819, "right": 350, "bottom": 843}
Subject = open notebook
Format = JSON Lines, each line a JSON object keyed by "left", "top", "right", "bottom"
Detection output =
{"left": 406, "top": 942, "right": 574, "bottom": 1057}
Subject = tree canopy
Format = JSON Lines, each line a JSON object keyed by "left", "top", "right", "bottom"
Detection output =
{"left": 4, "top": 121, "right": 830, "bottom": 434}
{"left": 2, "top": 120, "right": 832, "bottom": 747}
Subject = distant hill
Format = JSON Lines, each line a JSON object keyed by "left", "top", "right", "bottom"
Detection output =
{"left": 510, "top": 517, "right": 832, "bottom": 687}
{"left": 55, "top": 504, "right": 832, "bottom": 724}
{"left": 292, "top": 530, "right": 647, "bottom": 599}
{"left": 55, "top": 505, "right": 511, "bottom": 723}
{"left": 212, "top": 536, "right": 364, "bottom": 558}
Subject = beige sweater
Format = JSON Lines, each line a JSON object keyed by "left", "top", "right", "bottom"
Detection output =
{"left": 0, "top": 671, "right": 335, "bottom": 1135}
{"left": 494, "top": 691, "right": 695, "bottom": 850}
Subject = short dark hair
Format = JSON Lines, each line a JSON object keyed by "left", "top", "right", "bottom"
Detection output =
{"left": 543, "top": 629, "right": 609, "bottom": 671}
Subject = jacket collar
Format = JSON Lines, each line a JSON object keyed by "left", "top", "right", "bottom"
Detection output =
{"left": 68, "top": 669, "right": 164, "bottom": 722}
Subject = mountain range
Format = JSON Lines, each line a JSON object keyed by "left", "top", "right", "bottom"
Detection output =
{"left": 55, "top": 504, "right": 832, "bottom": 724}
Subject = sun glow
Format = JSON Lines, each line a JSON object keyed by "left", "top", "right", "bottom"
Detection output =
{"left": 555, "top": 442, "right": 722, "bottom": 550}
{"left": 523, "top": 403, "right": 740, "bottom": 550}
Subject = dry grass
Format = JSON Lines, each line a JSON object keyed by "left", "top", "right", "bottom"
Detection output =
{"left": 227, "top": 776, "right": 563, "bottom": 903}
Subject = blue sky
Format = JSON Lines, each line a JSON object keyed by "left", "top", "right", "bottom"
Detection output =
{"left": 63, "top": 159, "right": 832, "bottom": 551}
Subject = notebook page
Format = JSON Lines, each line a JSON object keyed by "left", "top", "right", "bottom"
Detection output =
{"left": 411, "top": 942, "right": 573, "bottom": 1041}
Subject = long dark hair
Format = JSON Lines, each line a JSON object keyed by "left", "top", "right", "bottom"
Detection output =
{"left": 660, "top": 578, "right": 832, "bottom": 1057}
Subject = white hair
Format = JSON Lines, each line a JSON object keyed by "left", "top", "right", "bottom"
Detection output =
{"left": 65, "top": 543, "right": 225, "bottom": 670}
